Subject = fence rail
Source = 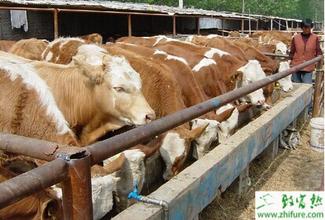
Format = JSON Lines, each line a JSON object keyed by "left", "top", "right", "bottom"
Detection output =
{"left": 0, "top": 55, "right": 323, "bottom": 220}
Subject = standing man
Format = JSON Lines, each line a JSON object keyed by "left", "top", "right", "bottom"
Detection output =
{"left": 289, "top": 18, "right": 323, "bottom": 84}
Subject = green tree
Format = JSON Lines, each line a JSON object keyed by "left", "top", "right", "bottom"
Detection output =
{"left": 116, "top": 0, "right": 324, "bottom": 21}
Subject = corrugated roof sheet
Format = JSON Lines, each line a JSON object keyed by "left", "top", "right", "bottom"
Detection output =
{"left": 0, "top": 0, "right": 253, "bottom": 19}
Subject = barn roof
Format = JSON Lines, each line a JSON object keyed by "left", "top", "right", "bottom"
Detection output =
{"left": 0, "top": 0, "right": 253, "bottom": 20}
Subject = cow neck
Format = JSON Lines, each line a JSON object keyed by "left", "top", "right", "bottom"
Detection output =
{"left": 35, "top": 63, "right": 96, "bottom": 127}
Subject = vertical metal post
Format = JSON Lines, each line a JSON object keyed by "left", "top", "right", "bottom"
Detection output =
{"left": 312, "top": 61, "right": 324, "bottom": 117}
{"left": 173, "top": 16, "right": 176, "bottom": 36}
{"left": 291, "top": 21, "right": 294, "bottom": 29}
{"left": 53, "top": 8, "right": 59, "bottom": 39}
{"left": 196, "top": 17, "right": 200, "bottom": 35}
{"left": 241, "top": 19, "right": 245, "bottom": 33}
{"left": 270, "top": 19, "right": 273, "bottom": 30}
{"left": 256, "top": 19, "right": 259, "bottom": 30}
{"left": 128, "top": 14, "right": 132, "bottom": 36}
{"left": 221, "top": 18, "right": 224, "bottom": 36}
{"left": 248, "top": 9, "right": 251, "bottom": 35}
{"left": 62, "top": 154, "right": 93, "bottom": 220}
{"left": 286, "top": 20, "right": 289, "bottom": 30}
{"left": 278, "top": 20, "right": 281, "bottom": 30}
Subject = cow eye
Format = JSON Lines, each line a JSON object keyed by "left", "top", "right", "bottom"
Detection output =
{"left": 113, "top": 87, "right": 126, "bottom": 92}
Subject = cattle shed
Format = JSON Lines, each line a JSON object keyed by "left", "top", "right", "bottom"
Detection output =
{"left": 1, "top": 0, "right": 321, "bottom": 41}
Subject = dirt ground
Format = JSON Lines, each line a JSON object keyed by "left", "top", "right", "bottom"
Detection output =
{"left": 200, "top": 120, "right": 324, "bottom": 220}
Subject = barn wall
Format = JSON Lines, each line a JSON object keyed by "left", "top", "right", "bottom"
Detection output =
{"left": 132, "top": 15, "right": 173, "bottom": 36}
{"left": 176, "top": 17, "right": 196, "bottom": 34}
{"left": 59, "top": 12, "right": 128, "bottom": 41}
{"left": 0, "top": 10, "right": 53, "bottom": 40}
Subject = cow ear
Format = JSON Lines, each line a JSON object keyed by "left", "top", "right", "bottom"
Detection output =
{"left": 188, "top": 123, "right": 209, "bottom": 141}
{"left": 72, "top": 54, "right": 86, "bottom": 66}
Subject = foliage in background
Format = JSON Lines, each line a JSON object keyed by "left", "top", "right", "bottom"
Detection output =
{"left": 116, "top": 0, "right": 324, "bottom": 21}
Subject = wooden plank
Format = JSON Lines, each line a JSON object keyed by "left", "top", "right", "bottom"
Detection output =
{"left": 113, "top": 84, "right": 312, "bottom": 220}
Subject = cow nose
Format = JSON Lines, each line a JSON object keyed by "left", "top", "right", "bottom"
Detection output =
{"left": 145, "top": 113, "right": 156, "bottom": 123}
{"left": 257, "top": 100, "right": 265, "bottom": 105}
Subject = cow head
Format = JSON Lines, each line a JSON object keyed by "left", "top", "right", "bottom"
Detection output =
{"left": 191, "top": 119, "right": 220, "bottom": 159}
{"left": 237, "top": 60, "right": 266, "bottom": 106}
{"left": 73, "top": 44, "right": 155, "bottom": 126}
{"left": 104, "top": 149, "right": 146, "bottom": 211}
{"left": 159, "top": 125, "right": 207, "bottom": 180}
{"left": 216, "top": 104, "right": 240, "bottom": 143}
{"left": 275, "top": 41, "right": 288, "bottom": 55}
{"left": 51, "top": 173, "right": 119, "bottom": 220}
{"left": 278, "top": 61, "right": 293, "bottom": 92}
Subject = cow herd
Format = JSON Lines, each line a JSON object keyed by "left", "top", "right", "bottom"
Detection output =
{"left": 0, "top": 31, "right": 294, "bottom": 219}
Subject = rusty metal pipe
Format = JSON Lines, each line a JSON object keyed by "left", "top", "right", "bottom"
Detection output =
{"left": 0, "top": 6, "right": 55, "bottom": 11}
{"left": 263, "top": 52, "right": 290, "bottom": 58}
{"left": 313, "top": 61, "right": 324, "bottom": 117}
{"left": 62, "top": 153, "right": 93, "bottom": 220}
{"left": 0, "top": 158, "right": 68, "bottom": 208}
{"left": 0, "top": 133, "right": 84, "bottom": 161}
{"left": 87, "top": 56, "right": 323, "bottom": 164}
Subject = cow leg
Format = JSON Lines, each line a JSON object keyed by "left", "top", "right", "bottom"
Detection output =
{"left": 80, "top": 122, "right": 123, "bottom": 145}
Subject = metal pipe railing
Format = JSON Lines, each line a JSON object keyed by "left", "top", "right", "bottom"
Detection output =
{"left": 312, "top": 61, "right": 324, "bottom": 117}
{"left": 87, "top": 55, "right": 323, "bottom": 165}
{"left": 0, "top": 158, "right": 68, "bottom": 208}
{"left": 0, "top": 133, "right": 84, "bottom": 161}
{"left": 263, "top": 52, "right": 290, "bottom": 58}
{"left": 0, "top": 55, "right": 322, "bottom": 219}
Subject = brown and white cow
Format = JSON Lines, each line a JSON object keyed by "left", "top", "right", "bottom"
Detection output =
{"left": 103, "top": 44, "right": 207, "bottom": 180}
{"left": 0, "top": 48, "right": 155, "bottom": 146}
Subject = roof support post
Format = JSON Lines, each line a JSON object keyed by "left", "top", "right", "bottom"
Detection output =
{"left": 128, "top": 14, "right": 132, "bottom": 36}
{"left": 173, "top": 15, "right": 176, "bottom": 36}
{"left": 53, "top": 8, "right": 59, "bottom": 39}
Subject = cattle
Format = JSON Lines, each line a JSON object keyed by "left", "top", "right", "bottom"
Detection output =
{"left": 277, "top": 61, "right": 293, "bottom": 92}
{"left": 118, "top": 36, "right": 267, "bottom": 106}
{"left": 0, "top": 47, "right": 155, "bottom": 146}
{"left": 103, "top": 44, "right": 208, "bottom": 180}
{"left": 0, "top": 52, "right": 79, "bottom": 146}
{"left": 51, "top": 166, "right": 120, "bottom": 220}
{"left": 251, "top": 30, "right": 293, "bottom": 46}
{"left": 0, "top": 40, "right": 16, "bottom": 52}
{"left": 187, "top": 35, "right": 276, "bottom": 107}
{"left": 80, "top": 33, "right": 103, "bottom": 45}
{"left": 0, "top": 165, "right": 63, "bottom": 220}
{"left": 41, "top": 37, "right": 85, "bottom": 64}
{"left": 9, "top": 38, "right": 49, "bottom": 61}
{"left": 112, "top": 39, "right": 255, "bottom": 162}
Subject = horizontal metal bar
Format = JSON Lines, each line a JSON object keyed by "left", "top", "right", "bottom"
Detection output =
{"left": 87, "top": 55, "right": 322, "bottom": 165}
{"left": 0, "top": 158, "right": 68, "bottom": 208}
{"left": 263, "top": 52, "right": 290, "bottom": 58}
{"left": 0, "top": 6, "right": 55, "bottom": 11}
{"left": 0, "top": 133, "right": 84, "bottom": 161}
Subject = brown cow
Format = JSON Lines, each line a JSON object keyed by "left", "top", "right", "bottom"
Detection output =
{"left": 0, "top": 40, "right": 16, "bottom": 52}
{"left": 80, "top": 33, "right": 103, "bottom": 45}
{"left": 9, "top": 38, "right": 49, "bottom": 61}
